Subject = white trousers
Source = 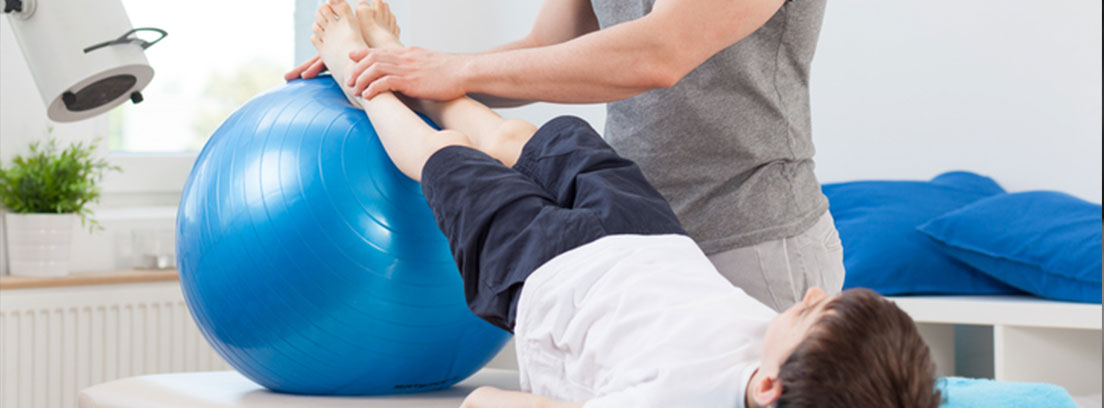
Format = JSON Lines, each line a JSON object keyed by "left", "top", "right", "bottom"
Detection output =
{"left": 707, "top": 211, "right": 845, "bottom": 312}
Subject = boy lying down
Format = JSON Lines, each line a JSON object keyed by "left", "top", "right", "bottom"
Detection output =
{"left": 303, "top": 1, "right": 940, "bottom": 406}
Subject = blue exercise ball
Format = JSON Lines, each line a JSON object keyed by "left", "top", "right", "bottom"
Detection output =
{"left": 176, "top": 78, "right": 510, "bottom": 395}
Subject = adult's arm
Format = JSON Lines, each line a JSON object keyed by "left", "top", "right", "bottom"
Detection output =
{"left": 349, "top": 0, "right": 785, "bottom": 103}
{"left": 467, "top": 0, "right": 600, "bottom": 107}
{"left": 344, "top": 0, "right": 598, "bottom": 107}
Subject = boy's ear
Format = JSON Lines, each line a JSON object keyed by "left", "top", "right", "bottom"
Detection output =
{"left": 750, "top": 373, "right": 783, "bottom": 407}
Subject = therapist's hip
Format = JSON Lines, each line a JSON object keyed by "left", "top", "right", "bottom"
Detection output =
{"left": 706, "top": 210, "right": 845, "bottom": 312}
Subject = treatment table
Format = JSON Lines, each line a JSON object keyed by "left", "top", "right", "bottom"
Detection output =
{"left": 78, "top": 368, "right": 521, "bottom": 408}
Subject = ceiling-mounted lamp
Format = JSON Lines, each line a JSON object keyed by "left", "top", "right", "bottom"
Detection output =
{"left": 3, "top": 0, "right": 166, "bottom": 122}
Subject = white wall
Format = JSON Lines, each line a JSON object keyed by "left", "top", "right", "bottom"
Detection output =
{"left": 810, "top": 1, "right": 1102, "bottom": 202}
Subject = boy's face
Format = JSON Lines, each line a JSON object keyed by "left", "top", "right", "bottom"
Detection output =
{"left": 759, "top": 287, "right": 834, "bottom": 376}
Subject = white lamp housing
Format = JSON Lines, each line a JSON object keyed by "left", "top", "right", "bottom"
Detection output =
{"left": 4, "top": 0, "right": 164, "bottom": 122}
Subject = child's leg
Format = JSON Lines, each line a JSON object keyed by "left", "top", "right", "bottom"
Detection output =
{"left": 353, "top": 0, "right": 535, "bottom": 167}
{"left": 314, "top": 1, "right": 605, "bottom": 332}
{"left": 311, "top": 0, "right": 469, "bottom": 181}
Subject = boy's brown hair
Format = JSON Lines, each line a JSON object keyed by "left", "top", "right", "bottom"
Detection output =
{"left": 776, "top": 288, "right": 941, "bottom": 407}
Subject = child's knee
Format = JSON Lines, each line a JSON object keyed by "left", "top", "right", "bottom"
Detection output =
{"left": 482, "top": 119, "right": 536, "bottom": 154}
{"left": 494, "top": 119, "right": 538, "bottom": 144}
{"left": 484, "top": 119, "right": 537, "bottom": 166}
{"left": 435, "top": 129, "right": 474, "bottom": 150}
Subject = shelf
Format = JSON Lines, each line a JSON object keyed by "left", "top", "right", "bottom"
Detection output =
{"left": 888, "top": 295, "right": 1102, "bottom": 330}
{"left": 889, "top": 295, "right": 1102, "bottom": 396}
{"left": 0, "top": 269, "right": 178, "bottom": 290}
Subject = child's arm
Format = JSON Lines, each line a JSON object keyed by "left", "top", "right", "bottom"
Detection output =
{"left": 460, "top": 386, "right": 584, "bottom": 408}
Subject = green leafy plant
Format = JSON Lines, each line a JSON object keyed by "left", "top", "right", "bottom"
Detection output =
{"left": 0, "top": 138, "right": 120, "bottom": 231}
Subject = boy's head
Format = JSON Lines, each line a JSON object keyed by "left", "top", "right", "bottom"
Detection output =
{"left": 747, "top": 288, "right": 940, "bottom": 408}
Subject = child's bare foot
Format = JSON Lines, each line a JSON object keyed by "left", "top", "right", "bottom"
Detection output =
{"left": 310, "top": 0, "right": 368, "bottom": 103}
{"left": 356, "top": 0, "right": 401, "bottom": 48}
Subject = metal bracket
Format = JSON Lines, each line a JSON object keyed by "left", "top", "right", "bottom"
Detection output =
{"left": 84, "top": 27, "right": 168, "bottom": 54}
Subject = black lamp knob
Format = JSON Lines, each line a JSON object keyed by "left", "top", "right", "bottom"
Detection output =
{"left": 3, "top": 0, "right": 23, "bottom": 13}
{"left": 130, "top": 91, "right": 143, "bottom": 104}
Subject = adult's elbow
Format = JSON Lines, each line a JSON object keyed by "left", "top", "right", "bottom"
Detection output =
{"left": 654, "top": 68, "right": 684, "bottom": 89}
{"left": 642, "top": 64, "right": 685, "bottom": 90}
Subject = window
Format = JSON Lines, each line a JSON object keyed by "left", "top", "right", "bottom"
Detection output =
{"left": 107, "top": 0, "right": 296, "bottom": 153}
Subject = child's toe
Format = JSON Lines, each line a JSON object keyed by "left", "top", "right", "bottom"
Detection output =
{"left": 319, "top": 4, "right": 336, "bottom": 20}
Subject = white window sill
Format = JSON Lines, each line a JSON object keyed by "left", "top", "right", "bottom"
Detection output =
{"left": 69, "top": 205, "right": 179, "bottom": 273}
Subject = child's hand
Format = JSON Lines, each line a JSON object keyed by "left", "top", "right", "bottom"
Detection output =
{"left": 459, "top": 385, "right": 584, "bottom": 408}
{"left": 460, "top": 386, "right": 515, "bottom": 408}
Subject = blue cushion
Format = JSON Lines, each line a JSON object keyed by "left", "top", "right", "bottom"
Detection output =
{"left": 823, "top": 171, "right": 1022, "bottom": 295}
{"left": 937, "top": 377, "right": 1077, "bottom": 408}
{"left": 918, "top": 191, "right": 1102, "bottom": 303}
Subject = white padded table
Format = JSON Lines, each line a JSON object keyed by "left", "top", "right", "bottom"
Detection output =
{"left": 78, "top": 368, "right": 522, "bottom": 408}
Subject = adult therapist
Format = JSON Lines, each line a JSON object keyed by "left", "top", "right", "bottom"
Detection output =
{"left": 288, "top": 0, "right": 843, "bottom": 311}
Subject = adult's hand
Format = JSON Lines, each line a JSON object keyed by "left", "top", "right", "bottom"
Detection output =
{"left": 284, "top": 55, "right": 328, "bottom": 81}
{"left": 345, "top": 47, "right": 469, "bottom": 101}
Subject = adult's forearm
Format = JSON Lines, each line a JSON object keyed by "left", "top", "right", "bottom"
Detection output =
{"left": 461, "top": 20, "right": 678, "bottom": 105}
{"left": 472, "top": 36, "right": 540, "bottom": 107}
{"left": 467, "top": 38, "right": 542, "bottom": 107}
{"left": 471, "top": 0, "right": 599, "bottom": 106}
{"left": 469, "top": 37, "right": 547, "bottom": 107}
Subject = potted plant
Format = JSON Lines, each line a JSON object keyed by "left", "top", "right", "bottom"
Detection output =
{"left": 0, "top": 138, "right": 119, "bottom": 277}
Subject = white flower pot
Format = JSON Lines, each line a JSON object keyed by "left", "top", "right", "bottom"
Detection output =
{"left": 4, "top": 213, "right": 75, "bottom": 277}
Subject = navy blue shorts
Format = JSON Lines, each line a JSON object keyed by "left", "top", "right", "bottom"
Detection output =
{"left": 421, "top": 116, "right": 686, "bottom": 332}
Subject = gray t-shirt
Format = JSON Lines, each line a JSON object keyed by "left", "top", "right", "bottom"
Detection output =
{"left": 590, "top": 0, "right": 829, "bottom": 254}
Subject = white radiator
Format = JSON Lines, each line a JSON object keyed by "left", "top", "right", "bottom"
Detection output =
{"left": 0, "top": 281, "right": 230, "bottom": 408}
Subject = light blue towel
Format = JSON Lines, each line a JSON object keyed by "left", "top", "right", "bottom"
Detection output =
{"left": 938, "top": 377, "right": 1078, "bottom": 408}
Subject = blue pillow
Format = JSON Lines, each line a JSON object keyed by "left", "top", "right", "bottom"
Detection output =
{"left": 918, "top": 191, "right": 1102, "bottom": 303}
{"left": 823, "top": 171, "right": 1022, "bottom": 295}
{"left": 936, "top": 377, "right": 1077, "bottom": 408}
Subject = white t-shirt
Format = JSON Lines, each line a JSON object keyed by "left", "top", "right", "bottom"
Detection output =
{"left": 514, "top": 234, "right": 777, "bottom": 408}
